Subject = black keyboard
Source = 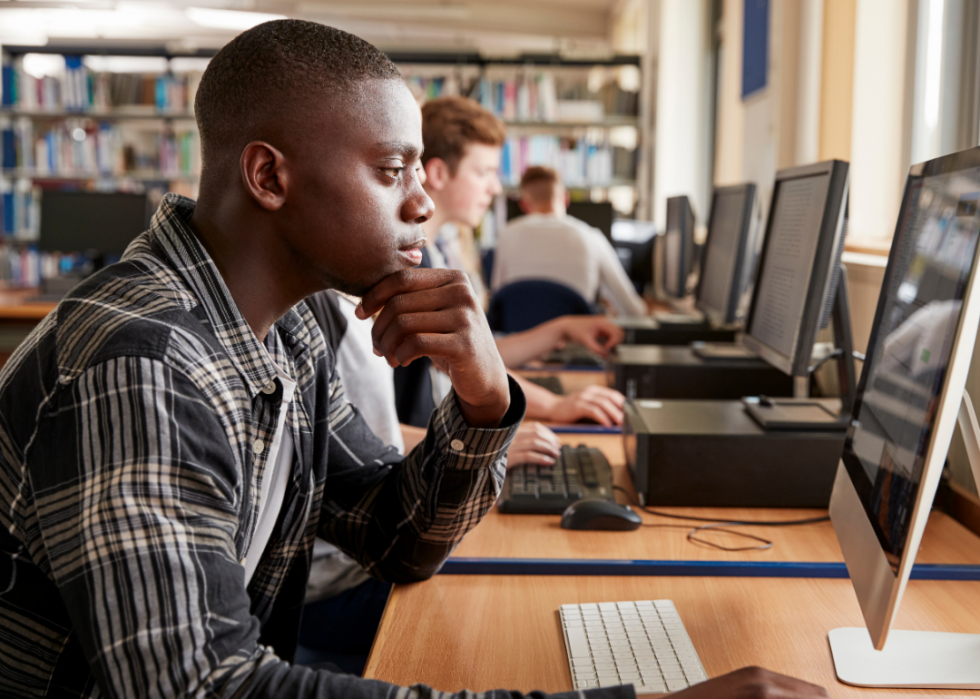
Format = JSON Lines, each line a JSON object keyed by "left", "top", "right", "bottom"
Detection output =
{"left": 542, "top": 343, "right": 605, "bottom": 367}
{"left": 526, "top": 375, "right": 565, "bottom": 395}
{"left": 499, "top": 445, "right": 615, "bottom": 514}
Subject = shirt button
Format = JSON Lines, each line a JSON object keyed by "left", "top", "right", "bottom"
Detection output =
{"left": 253, "top": 439, "right": 265, "bottom": 455}
{"left": 261, "top": 380, "right": 277, "bottom": 395}
{"left": 450, "top": 439, "right": 465, "bottom": 451}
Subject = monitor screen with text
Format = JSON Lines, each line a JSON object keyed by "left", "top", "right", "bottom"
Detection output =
{"left": 747, "top": 174, "right": 830, "bottom": 359}
{"left": 698, "top": 189, "right": 751, "bottom": 319}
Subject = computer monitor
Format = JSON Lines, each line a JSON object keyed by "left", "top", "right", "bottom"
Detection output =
{"left": 661, "top": 196, "right": 695, "bottom": 299}
{"left": 504, "top": 198, "right": 614, "bottom": 240}
{"left": 694, "top": 183, "right": 758, "bottom": 326}
{"left": 39, "top": 190, "right": 150, "bottom": 260}
{"left": 828, "top": 147, "right": 980, "bottom": 688}
{"left": 741, "top": 160, "right": 849, "bottom": 377}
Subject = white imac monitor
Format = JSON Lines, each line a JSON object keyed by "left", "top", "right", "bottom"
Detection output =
{"left": 695, "top": 183, "right": 758, "bottom": 326}
{"left": 829, "top": 146, "right": 980, "bottom": 688}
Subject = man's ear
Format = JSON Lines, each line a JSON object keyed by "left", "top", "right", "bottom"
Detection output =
{"left": 240, "top": 141, "right": 288, "bottom": 211}
{"left": 423, "top": 157, "right": 451, "bottom": 192}
{"left": 518, "top": 196, "right": 530, "bottom": 214}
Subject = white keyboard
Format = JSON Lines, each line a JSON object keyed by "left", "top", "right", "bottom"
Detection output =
{"left": 560, "top": 600, "right": 708, "bottom": 695}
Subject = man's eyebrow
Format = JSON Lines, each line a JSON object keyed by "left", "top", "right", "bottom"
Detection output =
{"left": 376, "top": 141, "right": 423, "bottom": 160}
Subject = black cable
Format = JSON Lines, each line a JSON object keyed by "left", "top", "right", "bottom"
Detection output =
{"left": 614, "top": 486, "right": 830, "bottom": 527}
{"left": 808, "top": 348, "right": 843, "bottom": 374}
{"left": 638, "top": 522, "right": 774, "bottom": 552}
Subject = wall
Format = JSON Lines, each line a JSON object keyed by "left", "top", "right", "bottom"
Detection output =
{"left": 652, "top": 0, "right": 713, "bottom": 231}
{"left": 849, "top": 0, "right": 913, "bottom": 244}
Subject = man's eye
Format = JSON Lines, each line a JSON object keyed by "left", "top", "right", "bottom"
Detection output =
{"left": 382, "top": 167, "right": 405, "bottom": 180}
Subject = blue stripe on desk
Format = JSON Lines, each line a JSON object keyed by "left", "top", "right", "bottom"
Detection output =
{"left": 439, "top": 558, "right": 980, "bottom": 580}
{"left": 549, "top": 425, "right": 622, "bottom": 434}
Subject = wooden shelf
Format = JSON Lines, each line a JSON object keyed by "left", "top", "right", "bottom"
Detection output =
{"left": 1, "top": 168, "right": 198, "bottom": 182}
{"left": 503, "top": 178, "right": 637, "bottom": 191}
{"left": 1, "top": 108, "right": 195, "bottom": 121}
{"left": 503, "top": 117, "right": 639, "bottom": 129}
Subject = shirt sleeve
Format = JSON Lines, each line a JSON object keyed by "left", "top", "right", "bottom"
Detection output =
{"left": 30, "top": 356, "right": 623, "bottom": 699}
{"left": 592, "top": 232, "right": 648, "bottom": 318}
{"left": 318, "top": 370, "right": 526, "bottom": 584}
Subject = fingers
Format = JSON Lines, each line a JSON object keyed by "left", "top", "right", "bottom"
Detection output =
{"left": 567, "top": 397, "right": 615, "bottom": 426}
{"left": 581, "top": 384, "right": 626, "bottom": 408}
{"left": 564, "top": 316, "right": 626, "bottom": 356}
{"left": 357, "top": 268, "right": 465, "bottom": 319}
{"left": 374, "top": 309, "right": 468, "bottom": 366}
{"left": 668, "top": 667, "right": 830, "bottom": 699}
{"left": 507, "top": 422, "right": 561, "bottom": 468}
{"left": 506, "top": 448, "right": 558, "bottom": 468}
{"left": 571, "top": 389, "right": 624, "bottom": 426}
{"left": 514, "top": 422, "right": 561, "bottom": 455}
{"left": 576, "top": 332, "right": 613, "bottom": 357}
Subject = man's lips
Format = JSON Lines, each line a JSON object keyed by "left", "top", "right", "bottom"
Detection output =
{"left": 399, "top": 238, "right": 426, "bottom": 265}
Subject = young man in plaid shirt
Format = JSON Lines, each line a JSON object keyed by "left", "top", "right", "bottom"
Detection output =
{"left": 0, "top": 18, "right": 826, "bottom": 699}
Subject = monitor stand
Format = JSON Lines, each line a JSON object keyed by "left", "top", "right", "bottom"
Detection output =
{"left": 828, "top": 390, "right": 980, "bottom": 688}
{"left": 743, "top": 266, "right": 856, "bottom": 431}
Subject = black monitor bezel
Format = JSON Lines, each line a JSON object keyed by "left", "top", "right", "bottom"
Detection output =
{"left": 38, "top": 190, "right": 150, "bottom": 255}
{"left": 742, "top": 160, "right": 850, "bottom": 377}
{"left": 694, "top": 182, "right": 757, "bottom": 325}
{"left": 662, "top": 195, "right": 695, "bottom": 299}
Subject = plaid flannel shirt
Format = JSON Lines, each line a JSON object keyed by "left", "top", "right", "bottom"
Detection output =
{"left": 0, "top": 194, "right": 632, "bottom": 699}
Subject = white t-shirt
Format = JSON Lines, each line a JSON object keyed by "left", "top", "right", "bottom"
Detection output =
{"left": 491, "top": 213, "right": 647, "bottom": 318}
{"left": 333, "top": 293, "right": 404, "bottom": 450}
{"left": 306, "top": 291, "right": 404, "bottom": 602}
{"left": 243, "top": 359, "right": 297, "bottom": 587}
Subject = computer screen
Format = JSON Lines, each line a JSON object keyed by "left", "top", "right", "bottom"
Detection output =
{"left": 695, "top": 183, "right": 756, "bottom": 325}
{"left": 504, "top": 198, "right": 614, "bottom": 241}
{"left": 39, "top": 190, "right": 150, "bottom": 258}
{"left": 828, "top": 148, "right": 980, "bottom": 681}
{"left": 742, "top": 161, "right": 849, "bottom": 376}
{"left": 661, "top": 196, "right": 694, "bottom": 299}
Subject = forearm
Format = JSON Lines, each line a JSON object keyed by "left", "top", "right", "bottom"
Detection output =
{"left": 322, "top": 377, "right": 526, "bottom": 583}
{"left": 495, "top": 318, "right": 566, "bottom": 367}
{"left": 513, "top": 374, "right": 559, "bottom": 421}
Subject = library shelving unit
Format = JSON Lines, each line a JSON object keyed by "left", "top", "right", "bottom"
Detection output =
{"left": 393, "top": 52, "right": 643, "bottom": 203}
{"left": 0, "top": 45, "right": 644, "bottom": 287}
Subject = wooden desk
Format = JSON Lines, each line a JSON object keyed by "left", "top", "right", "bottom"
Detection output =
{"left": 0, "top": 291, "right": 56, "bottom": 365}
{"left": 365, "top": 573, "right": 980, "bottom": 696}
{"left": 0, "top": 289, "right": 56, "bottom": 321}
{"left": 451, "top": 433, "right": 980, "bottom": 570}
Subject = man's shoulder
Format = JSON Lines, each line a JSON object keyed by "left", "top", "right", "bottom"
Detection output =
{"left": 51, "top": 256, "right": 214, "bottom": 380}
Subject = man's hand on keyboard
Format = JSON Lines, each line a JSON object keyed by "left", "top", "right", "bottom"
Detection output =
{"left": 555, "top": 315, "right": 625, "bottom": 357}
{"left": 648, "top": 666, "right": 828, "bottom": 698}
{"left": 506, "top": 422, "right": 562, "bottom": 468}
{"left": 545, "top": 385, "right": 626, "bottom": 426}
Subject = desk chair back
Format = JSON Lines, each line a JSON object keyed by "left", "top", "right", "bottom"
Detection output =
{"left": 487, "top": 279, "right": 594, "bottom": 333}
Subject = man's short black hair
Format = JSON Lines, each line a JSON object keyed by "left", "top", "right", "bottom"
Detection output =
{"left": 195, "top": 19, "right": 400, "bottom": 166}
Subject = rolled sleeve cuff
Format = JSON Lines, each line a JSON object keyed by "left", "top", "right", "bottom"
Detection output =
{"left": 429, "top": 375, "right": 526, "bottom": 470}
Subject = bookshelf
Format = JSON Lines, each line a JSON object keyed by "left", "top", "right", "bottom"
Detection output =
{"left": 0, "top": 46, "right": 646, "bottom": 287}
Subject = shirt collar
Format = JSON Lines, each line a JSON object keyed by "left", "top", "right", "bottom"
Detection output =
{"left": 139, "top": 192, "right": 307, "bottom": 398}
